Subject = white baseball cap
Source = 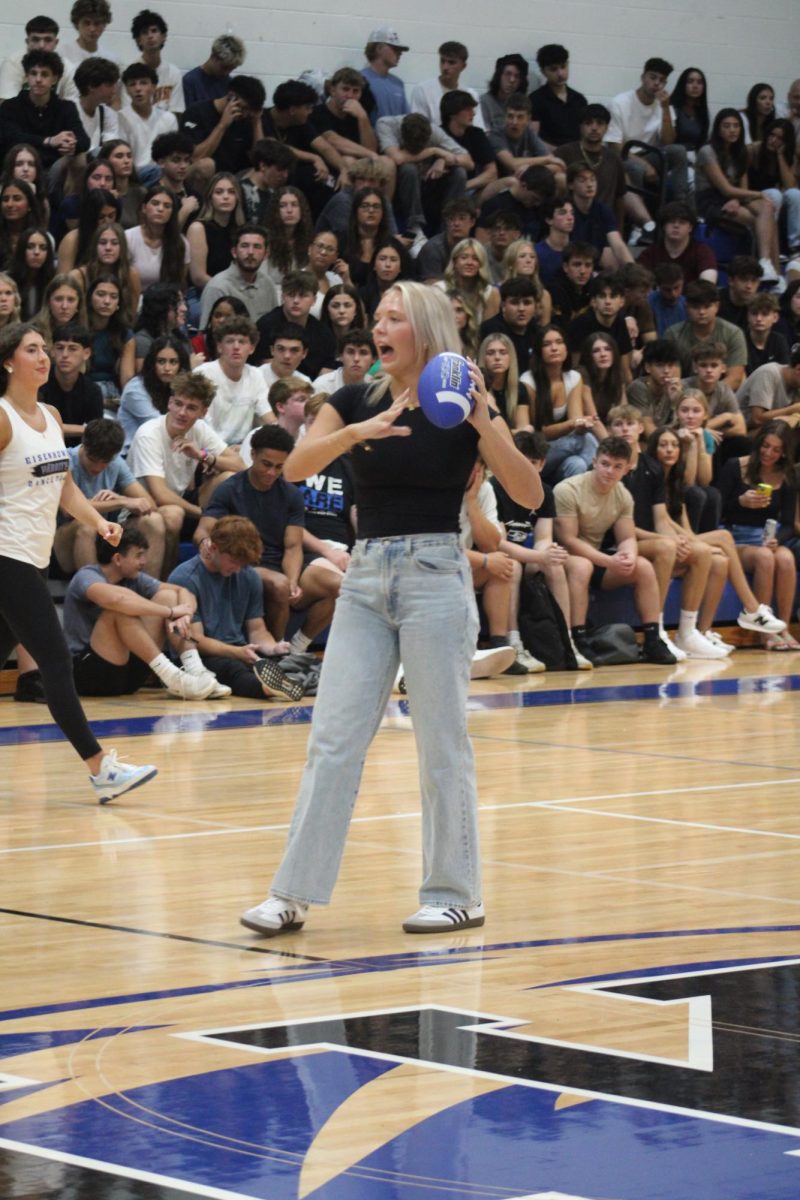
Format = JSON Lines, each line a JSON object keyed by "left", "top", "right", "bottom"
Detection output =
{"left": 368, "top": 26, "right": 409, "bottom": 51}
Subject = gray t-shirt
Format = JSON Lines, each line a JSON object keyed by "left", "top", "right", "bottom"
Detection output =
{"left": 694, "top": 144, "right": 740, "bottom": 197}
{"left": 683, "top": 376, "right": 741, "bottom": 418}
{"left": 737, "top": 362, "right": 797, "bottom": 423}
{"left": 65, "top": 564, "right": 160, "bottom": 655}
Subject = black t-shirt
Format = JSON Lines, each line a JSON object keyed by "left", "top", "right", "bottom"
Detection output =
{"left": 529, "top": 84, "right": 588, "bottom": 146}
{"left": 448, "top": 125, "right": 495, "bottom": 178}
{"left": 254, "top": 307, "right": 338, "bottom": 377}
{"left": 717, "top": 288, "right": 748, "bottom": 331}
{"left": 622, "top": 453, "right": 665, "bottom": 531}
{"left": 479, "top": 314, "right": 538, "bottom": 376}
{"left": 296, "top": 453, "right": 355, "bottom": 545}
{"left": 549, "top": 273, "right": 592, "bottom": 329}
{"left": 261, "top": 110, "right": 319, "bottom": 154}
{"left": 312, "top": 102, "right": 360, "bottom": 144}
{"left": 39, "top": 375, "right": 104, "bottom": 446}
{"left": 491, "top": 475, "right": 554, "bottom": 544}
{"left": 489, "top": 381, "right": 530, "bottom": 427}
{"left": 567, "top": 311, "right": 632, "bottom": 357}
{"left": 746, "top": 330, "right": 789, "bottom": 376}
{"left": 328, "top": 383, "right": 482, "bottom": 537}
{"left": 181, "top": 101, "right": 255, "bottom": 174}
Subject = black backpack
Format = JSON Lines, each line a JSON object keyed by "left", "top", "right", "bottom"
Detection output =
{"left": 518, "top": 571, "right": 577, "bottom": 670}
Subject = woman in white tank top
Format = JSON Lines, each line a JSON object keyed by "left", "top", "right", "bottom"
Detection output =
{"left": 0, "top": 322, "right": 157, "bottom": 803}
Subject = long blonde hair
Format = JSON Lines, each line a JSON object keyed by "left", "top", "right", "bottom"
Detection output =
{"left": 0, "top": 273, "right": 22, "bottom": 327}
{"left": 443, "top": 238, "right": 493, "bottom": 323}
{"left": 501, "top": 238, "right": 544, "bottom": 300}
{"left": 369, "top": 282, "right": 461, "bottom": 404}
{"left": 478, "top": 332, "right": 521, "bottom": 422}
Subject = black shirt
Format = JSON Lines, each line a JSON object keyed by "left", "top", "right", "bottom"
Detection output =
{"left": 549, "top": 272, "right": 592, "bottom": 329}
{"left": 261, "top": 110, "right": 319, "bottom": 154}
{"left": 181, "top": 101, "right": 255, "bottom": 173}
{"left": 329, "top": 383, "right": 481, "bottom": 537}
{"left": 479, "top": 314, "right": 538, "bottom": 375}
{"left": 746, "top": 330, "right": 790, "bottom": 376}
{"left": 622, "top": 453, "right": 665, "bottom": 530}
{"left": 296, "top": 454, "right": 355, "bottom": 545}
{"left": 312, "top": 103, "right": 360, "bottom": 144}
{"left": 254, "top": 306, "right": 337, "bottom": 377}
{"left": 0, "top": 91, "right": 89, "bottom": 169}
{"left": 529, "top": 84, "right": 588, "bottom": 146}
{"left": 717, "top": 287, "right": 748, "bottom": 331}
{"left": 491, "top": 475, "right": 554, "bottom": 544}
{"left": 447, "top": 125, "right": 495, "bottom": 179}
{"left": 567, "top": 311, "right": 633, "bottom": 357}
{"left": 39, "top": 375, "right": 104, "bottom": 446}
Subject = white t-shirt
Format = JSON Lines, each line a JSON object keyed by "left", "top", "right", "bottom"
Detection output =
{"left": 312, "top": 367, "right": 345, "bottom": 395}
{"left": 118, "top": 104, "right": 178, "bottom": 169}
{"left": 128, "top": 415, "right": 227, "bottom": 496}
{"left": 60, "top": 38, "right": 123, "bottom": 68}
{"left": 0, "top": 49, "right": 78, "bottom": 101}
{"left": 125, "top": 225, "right": 190, "bottom": 290}
{"left": 77, "top": 102, "right": 119, "bottom": 151}
{"left": 605, "top": 89, "right": 663, "bottom": 148}
{"left": 259, "top": 364, "right": 312, "bottom": 390}
{"left": 408, "top": 77, "right": 486, "bottom": 130}
{"left": 195, "top": 360, "right": 270, "bottom": 445}
{"left": 139, "top": 58, "right": 185, "bottom": 113}
{"left": 458, "top": 479, "right": 503, "bottom": 550}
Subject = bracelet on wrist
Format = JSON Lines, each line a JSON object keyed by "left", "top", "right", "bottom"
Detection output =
{"left": 483, "top": 554, "right": 488, "bottom": 570}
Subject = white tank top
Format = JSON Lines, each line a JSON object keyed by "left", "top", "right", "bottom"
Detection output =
{"left": 0, "top": 398, "right": 70, "bottom": 568}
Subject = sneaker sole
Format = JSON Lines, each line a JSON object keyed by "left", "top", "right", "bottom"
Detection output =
{"left": 402, "top": 914, "right": 486, "bottom": 934}
{"left": 97, "top": 766, "right": 158, "bottom": 805}
{"left": 471, "top": 647, "right": 516, "bottom": 678}
{"left": 253, "top": 659, "right": 304, "bottom": 701}
{"left": 239, "top": 914, "right": 305, "bottom": 936}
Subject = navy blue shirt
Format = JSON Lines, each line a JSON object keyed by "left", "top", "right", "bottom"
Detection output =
{"left": 203, "top": 469, "right": 305, "bottom": 570}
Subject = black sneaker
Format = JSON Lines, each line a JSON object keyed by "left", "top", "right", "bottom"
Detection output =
{"left": 642, "top": 637, "right": 677, "bottom": 665}
{"left": 253, "top": 658, "right": 304, "bottom": 701}
{"left": 14, "top": 669, "right": 46, "bottom": 703}
{"left": 502, "top": 658, "right": 529, "bottom": 675}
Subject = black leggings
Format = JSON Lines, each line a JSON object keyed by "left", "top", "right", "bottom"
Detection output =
{"left": 0, "top": 555, "right": 101, "bottom": 762}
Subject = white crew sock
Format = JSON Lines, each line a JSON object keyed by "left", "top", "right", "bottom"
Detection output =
{"left": 508, "top": 629, "right": 522, "bottom": 648}
{"left": 678, "top": 609, "right": 699, "bottom": 638}
{"left": 290, "top": 630, "right": 311, "bottom": 653}
{"left": 180, "top": 648, "right": 205, "bottom": 674}
{"left": 149, "top": 652, "right": 180, "bottom": 684}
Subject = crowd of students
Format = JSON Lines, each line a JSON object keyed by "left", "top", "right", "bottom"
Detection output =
{"left": 1, "top": 7, "right": 800, "bottom": 699}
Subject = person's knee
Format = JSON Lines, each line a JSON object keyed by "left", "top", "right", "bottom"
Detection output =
{"left": 264, "top": 572, "right": 291, "bottom": 604}
{"left": 139, "top": 511, "right": 166, "bottom": 537}
{"left": 160, "top": 504, "right": 185, "bottom": 534}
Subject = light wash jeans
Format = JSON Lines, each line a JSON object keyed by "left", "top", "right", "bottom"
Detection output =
{"left": 271, "top": 533, "right": 482, "bottom": 908}
{"left": 542, "top": 430, "right": 599, "bottom": 484}
{"left": 762, "top": 187, "right": 800, "bottom": 250}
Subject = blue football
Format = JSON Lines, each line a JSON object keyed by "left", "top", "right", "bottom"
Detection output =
{"left": 418, "top": 352, "right": 475, "bottom": 429}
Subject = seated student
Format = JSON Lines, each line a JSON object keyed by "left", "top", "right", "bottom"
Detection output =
{"left": 313, "top": 67, "right": 385, "bottom": 177}
{"left": 555, "top": 103, "right": 627, "bottom": 226}
{"left": 604, "top": 56, "right": 690, "bottom": 208}
{"left": 261, "top": 80, "right": 342, "bottom": 212}
{"left": 490, "top": 428, "right": 593, "bottom": 668}
{"left": 290, "top": 392, "right": 356, "bottom": 576}
{"left": 717, "top": 420, "right": 800, "bottom": 649}
{"left": 548, "top": 241, "right": 596, "bottom": 330}
{"left": 360, "top": 236, "right": 415, "bottom": 322}
{"left": 198, "top": 224, "right": 278, "bottom": 328}
{"left": 130, "top": 8, "right": 185, "bottom": 115}
{"left": 577, "top": 331, "right": 626, "bottom": 435}
{"left": 53, "top": 417, "right": 166, "bottom": 579}
{"left": 185, "top": 171, "right": 245, "bottom": 295}
{"left": 118, "top": 64, "right": 177, "bottom": 182}
{"left": 195, "top": 316, "right": 270, "bottom": 447}
{"left": 665, "top": 279, "right": 748, "bottom": 390}
{"left": 254, "top": 271, "right": 337, "bottom": 375}
{"left": 618, "top": 263, "right": 657, "bottom": 369}
{"left": 480, "top": 53, "right": 529, "bottom": 134}
{"left": 529, "top": 44, "right": 587, "bottom": 149}
{"left": 38, "top": 321, "right": 102, "bottom": 447}
{"left": 750, "top": 117, "right": 800, "bottom": 257}
{"left": 73, "top": 56, "right": 120, "bottom": 156}
{"left": 239, "top": 139, "right": 293, "bottom": 226}
{"left": 637, "top": 201, "right": 718, "bottom": 285}
{"left": 440, "top": 91, "right": 497, "bottom": 202}
{"left": 86, "top": 273, "right": 135, "bottom": 412}
{"left": 0, "top": 15, "right": 79, "bottom": 103}
{"left": 459, "top": 458, "right": 532, "bottom": 675}
{"left": 377, "top": 111, "right": 471, "bottom": 237}
{"left": 361, "top": 27, "right": 410, "bottom": 123}
{"left": 553, "top": 435, "right": 676, "bottom": 664}
{"left": 314, "top": 156, "right": 398, "bottom": 241}
{"left": 482, "top": 210, "right": 523, "bottom": 283}
{"left": 182, "top": 34, "right": 246, "bottom": 109}
{"left": 478, "top": 331, "right": 532, "bottom": 429}
{"left": 500, "top": 238, "right": 552, "bottom": 323}
{"left": 128, "top": 371, "right": 244, "bottom": 570}
{"left": 118, "top": 333, "right": 190, "bottom": 452}
{"left": 312, "top": 328, "right": 376, "bottom": 395}
{"left": 488, "top": 93, "right": 561, "bottom": 179}
{"left": 776, "top": 278, "right": 800, "bottom": 345}
{"left": 479, "top": 276, "right": 540, "bottom": 375}
{"left": 409, "top": 39, "right": 484, "bottom": 130}
{"left": 523, "top": 323, "right": 597, "bottom": 482}
{"left": 182, "top": 74, "right": 266, "bottom": 180}
{"left": 60, "top": 0, "right": 121, "bottom": 68}
{"left": 716, "top": 255, "right": 763, "bottom": 330}
{"left": 671, "top": 389, "right": 722, "bottom": 531}
{"left": 534, "top": 197, "right": 575, "bottom": 287}
{"left": 65, "top": 526, "right": 223, "bottom": 700}
{"left": 151, "top": 131, "right": 201, "bottom": 230}
{"left": 266, "top": 376, "right": 312, "bottom": 442}
{"left": 415, "top": 196, "right": 477, "bottom": 282}
{"left": 648, "top": 423, "right": 787, "bottom": 644}
{"left": 567, "top": 272, "right": 633, "bottom": 379}
{"left": 626, "top": 337, "right": 684, "bottom": 433}
{"left": 566, "top": 162, "right": 631, "bottom": 270}
{"left": 744, "top": 293, "right": 789, "bottom": 376}
{"left": 259, "top": 323, "right": 313, "bottom": 389}
{"left": 476, "top": 164, "right": 556, "bottom": 243}
{"left": 683, "top": 341, "right": 747, "bottom": 446}
{"left": 649, "top": 262, "right": 688, "bottom": 336}
{"left": 608, "top": 403, "right": 726, "bottom": 660}
{"left": 0, "top": 49, "right": 89, "bottom": 180}
{"left": 737, "top": 345, "right": 800, "bottom": 428}
{"left": 168, "top": 514, "right": 303, "bottom": 699}
{"left": 195, "top": 425, "right": 339, "bottom": 651}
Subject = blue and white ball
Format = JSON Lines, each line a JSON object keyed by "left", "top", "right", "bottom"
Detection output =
{"left": 418, "top": 352, "right": 475, "bottom": 429}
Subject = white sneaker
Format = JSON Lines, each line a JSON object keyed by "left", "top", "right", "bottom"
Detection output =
{"left": 674, "top": 629, "right": 730, "bottom": 660}
{"left": 470, "top": 646, "right": 516, "bottom": 678}
{"left": 738, "top": 604, "right": 786, "bottom": 634}
{"left": 402, "top": 902, "right": 485, "bottom": 933}
{"left": 407, "top": 227, "right": 428, "bottom": 258}
{"left": 759, "top": 257, "right": 780, "bottom": 283}
{"left": 392, "top": 664, "right": 407, "bottom": 694}
{"left": 701, "top": 630, "right": 733, "bottom": 655}
{"left": 661, "top": 631, "right": 687, "bottom": 661}
{"left": 196, "top": 670, "right": 232, "bottom": 698}
{"left": 240, "top": 895, "right": 308, "bottom": 937}
{"left": 161, "top": 666, "right": 216, "bottom": 700}
{"left": 90, "top": 749, "right": 158, "bottom": 805}
{"left": 514, "top": 645, "right": 546, "bottom": 673}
